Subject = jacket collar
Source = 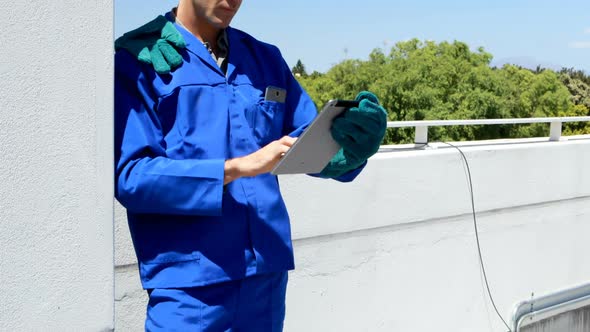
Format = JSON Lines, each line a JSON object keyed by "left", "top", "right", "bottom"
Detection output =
{"left": 165, "top": 11, "right": 243, "bottom": 79}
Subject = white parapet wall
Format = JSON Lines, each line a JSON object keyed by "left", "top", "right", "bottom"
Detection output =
{"left": 0, "top": 1, "right": 114, "bottom": 330}
{"left": 115, "top": 136, "right": 590, "bottom": 331}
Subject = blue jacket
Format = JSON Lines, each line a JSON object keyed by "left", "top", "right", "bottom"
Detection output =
{"left": 115, "top": 16, "right": 362, "bottom": 289}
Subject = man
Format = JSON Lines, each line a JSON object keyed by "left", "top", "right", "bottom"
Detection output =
{"left": 114, "top": 0, "right": 387, "bottom": 330}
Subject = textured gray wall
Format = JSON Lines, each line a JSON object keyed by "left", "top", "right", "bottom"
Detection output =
{"left": 0, "top": 1, "right": 114, "bottom": 330}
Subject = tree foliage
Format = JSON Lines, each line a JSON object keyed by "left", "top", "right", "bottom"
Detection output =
{"left": 296, "top": 39, "right": 587, "bottom": 144}
{"left": 291, "top": 59, "right": 308, "bottom": 78}
{"left": 558, "top": 68, "right": 590, "bottom": 135}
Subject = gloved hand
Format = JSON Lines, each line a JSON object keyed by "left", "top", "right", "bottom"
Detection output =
{"left": 115, "top": 15, "right": 186, "bottom": 75}
{"left": 320, "top": 91, "right": 387, "bottom": 178}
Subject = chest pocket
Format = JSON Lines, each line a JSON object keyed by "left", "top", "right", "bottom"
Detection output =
{"left": 245, "top": 100, "right": 286, "bottom": 146}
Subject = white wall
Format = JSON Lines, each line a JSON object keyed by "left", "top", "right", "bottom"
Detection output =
{"left": 0, "top": 1, "right": 114, "bottom": 331}
{"left": 114, "top": 137, "right": 590, "bottom": 331}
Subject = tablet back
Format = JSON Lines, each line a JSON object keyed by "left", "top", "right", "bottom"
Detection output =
{"left": 271, "top": 100, "right": 358, "bottom": 175}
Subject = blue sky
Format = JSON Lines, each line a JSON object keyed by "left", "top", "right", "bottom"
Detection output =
{"left": 115, "top": 0, "right": 589, "bottom": 73}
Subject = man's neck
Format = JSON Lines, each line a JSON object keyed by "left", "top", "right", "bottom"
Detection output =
{"left": 175, "top": 5, "right": 221, "bottom": 50}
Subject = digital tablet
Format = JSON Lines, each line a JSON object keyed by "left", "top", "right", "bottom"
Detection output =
{"left": 271, "top": 99, "right": 359, "bottom": 175}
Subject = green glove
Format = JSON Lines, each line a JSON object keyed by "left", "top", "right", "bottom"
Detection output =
{"left": 115, "top": 15, "right": 186, "bottom": 75}
{"left": 320, "top": 91, "right": 388, "bottom": 178}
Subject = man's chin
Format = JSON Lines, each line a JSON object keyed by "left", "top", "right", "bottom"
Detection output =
{"left": 211, "top": 19, "right": 232, "bottom": 30}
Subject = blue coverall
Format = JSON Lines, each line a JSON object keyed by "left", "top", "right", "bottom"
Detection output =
{"left": 114, "top": 13, "right": 363, "bottom": 330}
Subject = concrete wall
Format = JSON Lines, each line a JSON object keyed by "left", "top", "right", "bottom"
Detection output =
{"left": 115, "top": 137, "right": 590, "bottom": 331}
{"left": 0, "top": 1, "right": 114, "bottom": 331}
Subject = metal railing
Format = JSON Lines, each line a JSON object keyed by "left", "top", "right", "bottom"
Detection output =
{"left": 511, "top": 282, "right": 590, "bottom": 331}
{"left": 386, "top": 116, "right": 590, "bottom": 145}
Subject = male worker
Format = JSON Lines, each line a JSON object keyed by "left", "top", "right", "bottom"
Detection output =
{"left": 114, "top": 0, "right": 387, "bottom": 330}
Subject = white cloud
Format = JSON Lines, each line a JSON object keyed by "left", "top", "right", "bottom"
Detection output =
{"left": 585, "top": 28, "right": 590, "bottom": 34}
{"left": 569, "top": 41, "right": 590, "bottom": 49}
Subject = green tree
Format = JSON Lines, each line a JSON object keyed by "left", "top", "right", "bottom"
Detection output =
{"left": 291, "top": 59, "right": 308, "bottom": 78}
{"left": 560, "top": 104, "right": 590, "bottom": 135}
{"left": 499, "top": 66, "right": 573, "bottom": 137}
{"left": 296, "top": 39, "right": 585, "bottom": 144}
{"left": 560, "top": 67, "right": 590, "bottom": 86}
{"left": 559, "top": 71, "right": 590, "bottom": 110}
{"left": 558, "top": 69, "right": 590, "bottom": 135}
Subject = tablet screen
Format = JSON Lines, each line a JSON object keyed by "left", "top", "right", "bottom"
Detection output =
{"left": 271, "top": 100, "right": 358, "bottom": 175}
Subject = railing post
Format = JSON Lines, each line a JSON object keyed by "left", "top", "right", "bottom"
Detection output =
{"left": 549, "top": 121, "right": 562, "bottom": 141}
{"left": 415, "top": 126, "right": 428, "bottom": 147}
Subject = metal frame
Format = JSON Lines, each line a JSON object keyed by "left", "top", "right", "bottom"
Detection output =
{"left": 386, "top": 116, "right": 590, "bottom": 145}
{"left": 511, "top": 282, "right": 590, "bottom": 331}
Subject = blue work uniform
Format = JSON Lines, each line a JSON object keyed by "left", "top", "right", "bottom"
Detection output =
{"left": 115, "top": 13, "right": 363, "bottom": 330}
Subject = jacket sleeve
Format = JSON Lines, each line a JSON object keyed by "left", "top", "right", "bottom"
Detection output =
{"left": 114, "top": 52, "right": 224, "bottom": 216}
{"left": 280, "top": 58, "right": 316, "bottom": 139}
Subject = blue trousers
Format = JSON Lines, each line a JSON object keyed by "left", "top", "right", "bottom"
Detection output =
{"left": 145, "top": 271, "right": 288, "bottom": 331}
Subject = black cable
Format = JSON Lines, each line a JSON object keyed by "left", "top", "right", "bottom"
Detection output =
{"left": 439, "top": 142, "right": 512, "bottom": 332}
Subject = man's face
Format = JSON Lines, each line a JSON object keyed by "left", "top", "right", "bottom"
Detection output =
{"left": 192, "top": 0, "right": 242, "bottom": 29}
